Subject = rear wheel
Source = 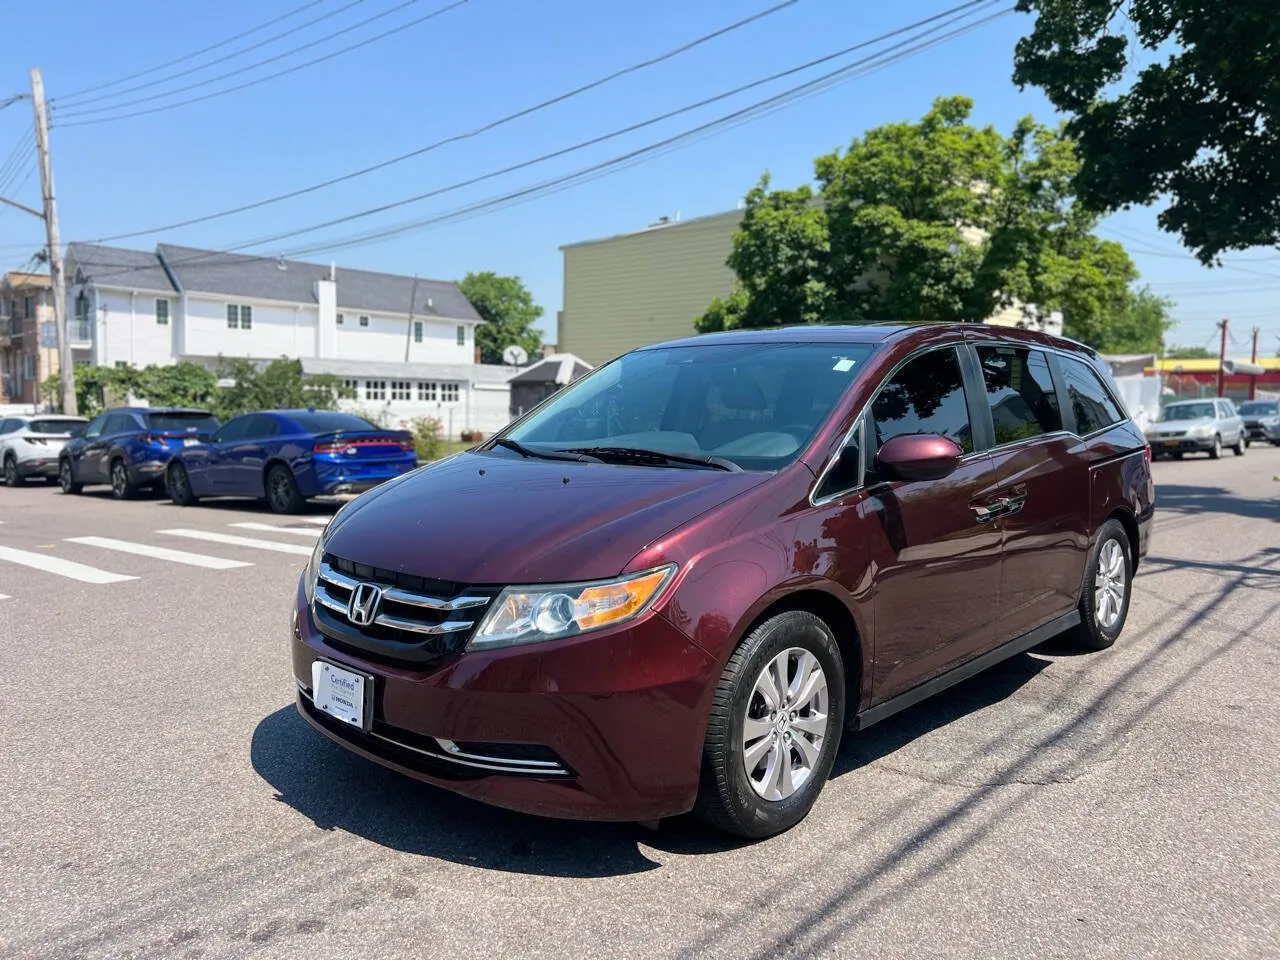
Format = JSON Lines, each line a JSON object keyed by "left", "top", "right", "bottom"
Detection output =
{"left": 694, "top": 610, "right": 845, "bottom": 839}
{"left": 58, "top": 458, "right": 83, "bottom": 495}
{"left": 266, "top": 464, "right": 305, "bottom": 514}
{"left": 1209, "top": 435, "right": 1222, "bottom": 459}
{"left": 1233, "top": 433, "right": 1247, "bottom": 456}
{"left": 3, "top": 455, "right": 23, "bottom": 487}
{"left": 109, "top": 458, "right": 136, "bottom": 500}
{"left": 1067, "top": 519, "right": 1133, "bottom": 652}
{"left": 166, "top": 462, "right": 198, "bottom": 506}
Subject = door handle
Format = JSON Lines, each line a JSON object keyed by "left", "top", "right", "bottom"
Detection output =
{"left": 971, "top": 500, "right": 1008, "bottom": 523}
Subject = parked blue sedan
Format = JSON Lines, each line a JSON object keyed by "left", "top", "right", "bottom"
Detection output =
{"left": 165, "top": 410, "right": 418, "bottom": 513}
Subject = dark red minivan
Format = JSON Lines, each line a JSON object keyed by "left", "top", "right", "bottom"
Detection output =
{"left": 291, "top": 323, "right": 1153, "bottom": 838}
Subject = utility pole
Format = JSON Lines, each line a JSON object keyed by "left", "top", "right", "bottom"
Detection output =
{"left": 1216, "top": 318, "right": 1229, "bottom": 398}
{"left": 30, "top": 68, "right": 76, "bottom": 415}
{"left": 1249, "top": 327, "right": 1260, "bottom": 401}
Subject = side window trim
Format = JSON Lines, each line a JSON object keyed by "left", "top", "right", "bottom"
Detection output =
{"left": 1055, "top": 351, "right": 1126, "bottom": 439}
{"left": 957, "top": 343, "right": 996, "bottom": 453}
{"left": 811, "top": 416, "right": 866, "bottom": 506}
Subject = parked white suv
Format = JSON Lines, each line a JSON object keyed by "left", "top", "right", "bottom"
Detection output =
{"left": 0, "top": 415, "right": 89, "bottom": 486}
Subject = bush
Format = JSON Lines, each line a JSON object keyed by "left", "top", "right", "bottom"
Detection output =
{"left": 410, "top": 416, "right": 445, "bottom": 461}
{"left": 460, "top": 429, "right": 485, "bottom": 443}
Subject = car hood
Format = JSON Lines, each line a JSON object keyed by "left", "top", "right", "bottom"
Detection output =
{"left": 324, "top": 452, "right": 771, "bottom": 585}
{"left": 1149, "top": 417, "right": 1215, "bottom": 432}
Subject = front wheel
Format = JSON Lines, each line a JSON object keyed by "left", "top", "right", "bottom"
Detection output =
{"left": 1233, "top": 433, "right": 1247, "bottom": 456}
{"left": 1068, "top": 519, "right": 1133, "bottom": 652}
{"left": 167, "top": 462, "right": 198, "bottom": 506}
{"left": 1209, "top": 435, "right": 1222, "bottom": 460}
{"left": 266, "top": 464, "right": 305, "bottom": 514}
{"left": 59, "top": 459, "right": 83, "bottom": 495}
{"left": 694, "top": 610, "right": 846, "bottom": 839}
{"left": 3, "top": 456, "right": 23, "bottom": 487}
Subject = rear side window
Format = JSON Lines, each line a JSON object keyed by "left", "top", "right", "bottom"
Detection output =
{"left": 214, "top": 417, "right": 253, "bottom": 444}
{"left": 976, "top": 346, "right": 1062, "bottom": 445}
{"left": 1058, "top": 356, "right": 1124, "bottom": 435}
{"left": 286, "top": 411, "right": 376, "bottom": 433}
{"left": 103, "top": 413, "right": 139, "bottom": 435}
{"left": 29, "top": 418, "right": 86, "bottom": 434}
{"left": 247, "top": 415, "right": 281, "bottom": 438}
{"left": 869, "top": 348, "right": 974, "bottom": 455}
{"left": 145, "top": 412, "right": 219, "bottom": 433}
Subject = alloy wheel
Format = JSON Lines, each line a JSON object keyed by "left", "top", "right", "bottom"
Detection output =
{"left": 59, "top": 461, "right": 73, "bottom": 492}
{"left": 741, "top": 647, "right": 829, "bottom": 802}
{"left": 1094, "top": 538, "right": 1127, "bottom": 630}
{"left": 111, "top": 463, "right": 128, "bottom": 497}
{"left": 4, "top": 459, "right": 16, "bottom": 486}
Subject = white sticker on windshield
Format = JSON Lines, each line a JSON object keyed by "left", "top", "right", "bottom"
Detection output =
{"left": 832, "top": 357, "right": 856, "bottom": 372}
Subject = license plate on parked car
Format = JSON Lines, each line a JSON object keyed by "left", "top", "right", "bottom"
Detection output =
{"left": 311, "top": 661, "right": 370, "bottom": 731}
{"left": 1163, "top": 439, "right": 1179, "bottom": 446}
{"left": 183, "top": 438, "right": 199, "bottom": 446}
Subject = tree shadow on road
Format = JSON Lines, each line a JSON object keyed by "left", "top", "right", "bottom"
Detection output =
{"left": 1155, "top": 483, "right": 1279, "bottom": 522}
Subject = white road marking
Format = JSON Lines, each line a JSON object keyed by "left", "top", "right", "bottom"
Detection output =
{"left": 228, "top": 522, "right": 321, "bottom": 539}
{"left": 66, "top": 536, "right": 254, "bottom": 570}
{"left": 156, "top": 529, "right": 313, "bottom": 556}
{"left": 0, "top": 594, "right": 10, "bottom": 600}
{"left": 0, "top": 545, "right": 138, "bottom": 584}
{"left": 297, "top": 517, "right": 332, "bottom": 526}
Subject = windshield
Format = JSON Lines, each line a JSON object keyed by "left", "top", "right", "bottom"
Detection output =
{"left": 1239, "top": 401, "right": 1278, "bottom": 416}
{"left": 145, "top": 412, "right": 219, "bottom": 433}
{"left": 500, "top": 341, "right": 876, "bottom": 470}
{"left": 29, "top": 418, "right": 87, "bottom": 434}
{"left": 1160, "top": 402, "right": 1215, "bottom": 422}
{"left": 287, "top": 411, "right": 378, "bottom": 433}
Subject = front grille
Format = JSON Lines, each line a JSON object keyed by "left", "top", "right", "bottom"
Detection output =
{"left": 312, "top": 554, "right": 493, "bottom": 666}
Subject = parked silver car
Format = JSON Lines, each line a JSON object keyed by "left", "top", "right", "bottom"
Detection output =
{"left": 1145, "top": 398, "right": 1248, "bottom": 460}
{"left": 1239, "top": 399, "right": 1280, "bottom": 446}
{"left": 0, "top": 414, "right": 89, "bottom": 486}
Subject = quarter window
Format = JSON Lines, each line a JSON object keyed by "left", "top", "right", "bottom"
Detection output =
{"left": 365, "top": 380, "right": 387, "bottom": 401}
{"left": 976, "top": 346, "right": 1062, "bottom": 445}
{"left": 1059, "top": 355, "right": 1123, "bottom": 435}
{"left": 868, "top": 348, "right": 973, "bottom": 456}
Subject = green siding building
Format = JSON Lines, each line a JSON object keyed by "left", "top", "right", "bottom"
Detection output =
{"left": 558, "top": 210, "right": 741, "bottom": 365}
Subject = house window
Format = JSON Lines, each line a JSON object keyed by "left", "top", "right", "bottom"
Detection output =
{"left": 343, "top": 378, "right": 359, "bottom": 398}
{"left": 336, "top": 313, "right": 344, "bottom": 326}
{"left": 391, "top": 381, "right": 411, "bottom": 401}
{"left": 417, "top": 381, "right": 436, "bottom": 402}
{"left": 23, "top": 354, "right": 36, "bottom": 379}
{"left": 456, "top": 325, "right": 465, "bottom": 346}
{"left": 413, "top": 321, "right": 423, "bottom": 343}
{"left": 24, "top": 296, "right": 34, "bottom": 319}
{"left": 155, "top": 299, "right": 170, "bottom": 325}
{"left": 441, "top": 382, "right": 460, "bottom": 403}
{"left": 115, "top": 361, "right": 128, "bottom": 369}
{"left": 227, "top": 304, "right": 252, "bottom": 330}
{"left": 365, "top": 380, "right": 386, "bottom": 401}
{"left": 359, "top": 315, "right": 370, "bottom": 328}
{"left": 75, "top": 291, "right": 90, "bottom": 325}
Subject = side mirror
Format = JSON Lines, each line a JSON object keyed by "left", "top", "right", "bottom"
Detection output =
{"left": 874, "top": 434, "right": 963, "bottom": 483}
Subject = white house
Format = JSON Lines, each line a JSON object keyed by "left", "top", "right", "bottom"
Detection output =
{"left": 62, "top": 242, "right": 515, "bottom": 435}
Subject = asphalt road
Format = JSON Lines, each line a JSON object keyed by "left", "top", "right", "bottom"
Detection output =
{"left": 1, "top": 450, "right": 1278, "bottom": 960}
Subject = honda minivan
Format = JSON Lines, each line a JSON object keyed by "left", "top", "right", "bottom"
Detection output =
{"left": 291, "top": 323, "right": 1153, "bottom": 838}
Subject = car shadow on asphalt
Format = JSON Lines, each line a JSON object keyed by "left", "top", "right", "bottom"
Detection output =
{"left": 1154, "top": 483, "right": 1279, "bottom": 522}
{"left": 251, "top": 651, "right": 1055, "bottom": 875}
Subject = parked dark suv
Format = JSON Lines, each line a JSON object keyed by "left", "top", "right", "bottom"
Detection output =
{"left": 59, "top": 406, "right": 220, "bottom": 499}
{"left": 291, "top": 324, "right": 1153, "bottom": 838}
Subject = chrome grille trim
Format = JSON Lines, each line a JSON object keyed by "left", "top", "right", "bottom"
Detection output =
{"left": 370, "top": 612, "right": 474, "bottom": 636}
{"left": 318, "top": 561, "right": 486, "bottom": 611}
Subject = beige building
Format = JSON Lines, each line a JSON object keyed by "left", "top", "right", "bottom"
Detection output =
{"left": 0, "top": 272, "right": 69, "bottom": 407}
{"left": 558, "top": 210, "right": 1060, "bottom": 366}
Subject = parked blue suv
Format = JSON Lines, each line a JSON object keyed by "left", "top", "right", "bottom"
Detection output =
{"left": 59, "top": 407, "right": 220, "bottom": 499}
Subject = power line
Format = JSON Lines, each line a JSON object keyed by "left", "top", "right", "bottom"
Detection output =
{"left": 55, "top": 0, "right": 367, "bottom": 109}
{"left": 54, "top": 0, "right": 473, "bottom": 127}
{"left": 92, "top": 0, "right": 805, "bottom": 243}
{"left": 0, "top": 130, "right": 36, "bottom": 197}
{"left": 52, "top": 0, "right": 336, "bottom": 102}
{"left": 85, "top": 1, "right": 1011, "bottom": 282}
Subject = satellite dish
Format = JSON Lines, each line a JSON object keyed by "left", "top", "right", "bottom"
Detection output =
{"left": 502, "top": 345, "right": 529, "bottom": 366}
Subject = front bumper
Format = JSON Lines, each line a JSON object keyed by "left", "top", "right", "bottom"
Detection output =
{"left": 1244, "top": 422, "right": 1280, "bottom": 442}
{"left": 1148, "top": 436, "right": 1215, "bottom": 453}
{"left": 290, "top": 578, "right": 720, "bottom": 822}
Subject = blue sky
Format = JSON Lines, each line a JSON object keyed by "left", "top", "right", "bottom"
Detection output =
{"left": 0, "top": 0, "right": 1275, "bottom": 354}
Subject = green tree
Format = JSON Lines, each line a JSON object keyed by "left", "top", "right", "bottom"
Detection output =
{"left": 1012, "top": 0, "right": 1280, "bottom": 264}
{"left": 211, "top": 357, "right": 350, "bottom": 420}
{"left": 458, "top": 272, "right": 544, "bottom": 364}
{"left": 1164, "top": 345, "right": 1216, "bottom": 360}
{"left": 697, "top": 96, "right": 1152, "bottom": 351}
{"left": 41, "top": 365, "right": 138, "bottom": 416}
{"left": 134, "top": 362, "right": 217, "bottom": 408}
{"left": 1088, "top": 287, "right": 1176, "bottom": 354}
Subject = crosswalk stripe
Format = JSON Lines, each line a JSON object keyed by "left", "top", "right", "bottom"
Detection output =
{"left": 66, "top": 536, "right": 254, "bottom": 570}
{"left": 298, "top": 517, "right": 332, "bottom": 526}
{"left": 228, "top": 522, "right": 321, "bottom": 539}
{"left": 0, "top": 594, "right": 10, "bottom": 600}
{"left": 0, "top": 545, "right": 138, "bottom": 584}
{"left": 156, "top": 529, "right": 314, "bottom": 556}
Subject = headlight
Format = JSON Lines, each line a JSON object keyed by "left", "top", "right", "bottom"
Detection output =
{"left": 468, "top": 565, "right": 677, "bottom": 651}
{"left": 304, "top": 529, "right": 326, "bottom": 604}
{"left": 1188, "top": 424, "right": 1213, "bottom": 438}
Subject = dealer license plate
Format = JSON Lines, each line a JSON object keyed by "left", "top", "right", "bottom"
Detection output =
{"left": 183, "top": 438, "right": 199, "bottom": 446}
{"left": 311, "top": 661, "right": 370, "bottom": 731}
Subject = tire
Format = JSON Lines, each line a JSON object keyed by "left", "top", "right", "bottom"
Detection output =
{"left": 1171, "top": 452, "right": 1184, "bottom": 460}
{"left": 166, "top": 462, "right": 198, "bottom": 506}
{"left": 1209, "top": 435, "right": 1222, "bottom": 460}
{"left": 109, "top": 458, "right": 136, "bottom": 500}
{"left": 266, "top": 464, "right": 305, "bottom": 514}
{"left": 3, "top": 455, "right": 23, "bottom": 488}
{"left": 1067, "top": 519, "right": 1133, "bottom": 652}
{"left": 58, "top": 458, "right": 83, "bottom": 495}
{"left": 1233, "top": 432, "right": 1247, "bottom": 456}
{"left": 694, "top": 610, "right": 846, "bottom": 839}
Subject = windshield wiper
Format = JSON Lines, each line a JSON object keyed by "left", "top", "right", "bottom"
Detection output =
{"left": 565, "top": 446, "right": 741, "bottom": 472}
{"left": 492, "top": 438, "right": 601, "bottom": 463}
